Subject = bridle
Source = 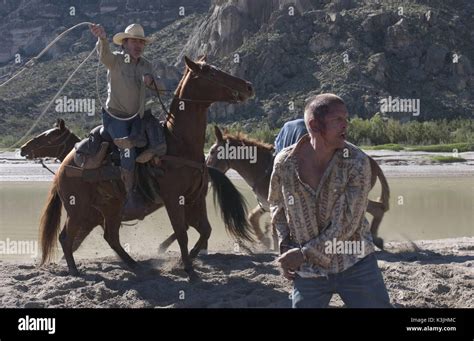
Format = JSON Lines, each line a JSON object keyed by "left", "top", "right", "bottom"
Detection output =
{"left": 180, "top": 64, "right": 246, "bottom": 103}
{"left": 154, "top": 65, "right": 247, "bottom": 115}
{"left": 153, "top": 65, "right": 248, "bottom": 144}
{"left": 29, "top": 128, "right": 74, "bottom": 161}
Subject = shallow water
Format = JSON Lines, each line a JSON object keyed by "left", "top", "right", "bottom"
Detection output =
{"left": 0, "top": 177, "right": 472, "bottom": 261}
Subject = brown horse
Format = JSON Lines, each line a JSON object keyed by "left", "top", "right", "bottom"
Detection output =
{"left": 21, "top": 117, "right": 251, "bottom": 257}
{"left": 20, "top": 118, "right": 249, "bottom": 259}
{"left": 205, "top": 126, "right": 390, "bottom": 250}
{"left": 38, "top": 56, "right": 255, "bottom": 278}
{"left": 20, "top": 118, "right": 79, "bottom": 162}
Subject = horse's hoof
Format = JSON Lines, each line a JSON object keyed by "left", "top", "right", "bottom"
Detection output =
{"left": 187, "top": 270, "right": 200, "bottom": 283}
{"left": 69, "top": 269, "right": 80, "bottom": 277}
{"left": 374, "top": 237, "right": 384, "bottom": 250}
{"left": 128, "top": 261, "right": 140, "bottom": 270}
{"left": 190, "top": 249, "right": 208, "bottom": 258}
{"left": 158, "top": 245, "right": 167, "bottom": 254}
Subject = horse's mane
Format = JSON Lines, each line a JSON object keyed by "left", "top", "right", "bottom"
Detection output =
{"left": 223, "top": 132, "right": 274, "bottom": 152}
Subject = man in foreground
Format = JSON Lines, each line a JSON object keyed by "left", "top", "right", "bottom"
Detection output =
{"left": 268, "top": 93, "right": 391, "bottom": 308}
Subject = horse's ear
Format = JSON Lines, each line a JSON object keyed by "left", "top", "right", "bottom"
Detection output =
{"left": 184, "top": 56, "right": 200, "bottom": 73}
{"left": 198, "top": 54, "right": 207, "bottom": 62}
{"left": 214, "top": 125, "right": 224, "bottom": 142}
{"left": 58, "top": 119, "right": 65, "bottom": 130}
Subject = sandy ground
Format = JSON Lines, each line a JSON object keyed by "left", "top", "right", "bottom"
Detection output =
{"left": 0, "top": 237, "right": 472, "bottom": 308}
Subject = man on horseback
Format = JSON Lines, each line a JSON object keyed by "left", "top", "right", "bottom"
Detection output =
{"left": 268, "top": 93, "right": 391, "bottom": 308}
{"left": 90, "top": 23, "right": 167, "bottom": 210}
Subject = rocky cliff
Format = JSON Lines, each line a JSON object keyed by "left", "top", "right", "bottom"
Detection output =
{"left": 0, "top": 0, "right": 210, "bottom": 64}
{"left": 0, "top": 0, "right": 472, "bottom": 145}
{"left": 178, "top": 0, "right": 473, "bottom": 123}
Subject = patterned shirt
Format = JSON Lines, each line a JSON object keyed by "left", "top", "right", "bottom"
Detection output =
{"left": 268, "top": 135, "right": 375, "bottom": 278}
{"left": 97, "top": 37, "right": 154, "bottom": 119}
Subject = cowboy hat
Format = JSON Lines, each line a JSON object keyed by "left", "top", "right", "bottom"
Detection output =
{"left": 112, "top": 24, "right": 152, "bottom": 45}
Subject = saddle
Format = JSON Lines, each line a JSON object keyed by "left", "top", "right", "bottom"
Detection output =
{"left": 64, "top": 125, "right": 122, "bottom": 182}
{"left": 64, "top": 110, "right": 167, "bottom": 182}
{"left": 74, "top": 125, "right": 119, "bottom": 168}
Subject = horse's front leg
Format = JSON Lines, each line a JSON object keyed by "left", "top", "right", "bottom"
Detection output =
{"left": 367, "top": 200, "right": 385, "bottom": 250}
{"left": 162, "top": 197, "right": 195, "bottom": 278}
{"left": 188, "top": 199, "right": 212, "bottom": 258}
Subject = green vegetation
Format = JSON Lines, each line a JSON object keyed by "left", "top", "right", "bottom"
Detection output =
{"left": 362, "top": 144, "right": 404, "bottom": 151}
{"left": 4, "top": 113, "right": 472, "bottom": 157}
{"left": 408, "top": 143, "right": 474, "bottom": 153}
{"left": 430, "top": 156, "right": 467, "bottom": 163}
{"left": 361, "top": 142, "right": 474, "bottom": 152}
{"left": 204, "top": 116, "right": 473, "bottom": 152}
{"left": 348, "top": 115, "right": 474, "bottom": 146}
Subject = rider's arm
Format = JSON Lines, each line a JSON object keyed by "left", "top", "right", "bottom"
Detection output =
{"left": 90, "top": 24, "right": 117, "bottom": 70}
{"left": 96, "top": 37, "right": 117, "bottom": 69}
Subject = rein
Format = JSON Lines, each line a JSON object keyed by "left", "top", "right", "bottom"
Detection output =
{"left": 39, "top": 160, "right": 56, "bottom": 175}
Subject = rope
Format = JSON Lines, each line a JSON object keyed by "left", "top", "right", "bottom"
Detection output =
{"left": 9, "top": 46, "right": 97, "bottom": 148}
{"left": 2, "top": 22, "right": 96, "bottom": 148}
{"left": 0, "top": 22, "right": 94, "bottom": 88}
{"left": 0, "top": 62, "right": 31, "bottom": 87}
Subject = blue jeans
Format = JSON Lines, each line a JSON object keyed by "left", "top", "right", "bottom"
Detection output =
{"left": 292, "top": 254, "right": 392, "bottom": 308}
{"left": 102, "top": 109, "right": 142, "bottom": 171}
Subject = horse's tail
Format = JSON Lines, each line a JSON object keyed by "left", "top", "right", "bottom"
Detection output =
{"left": 39, "top": 179, "right": 63, "bottom": 265}
{"left": 207, "top": 166, "right": 254, "bottom": 242}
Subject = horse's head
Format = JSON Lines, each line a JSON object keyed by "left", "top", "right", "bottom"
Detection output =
{"left": 207, "top": 125, "right": 275, "bottom": 174}
{"left": 206, "top": 125, "right": 231, "bottom": 173}
{"left": 20, "top": 118, "right": 71, "bottom": 160}
{"left": 180, "top": 56, "right": 254, "bottom": 104}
